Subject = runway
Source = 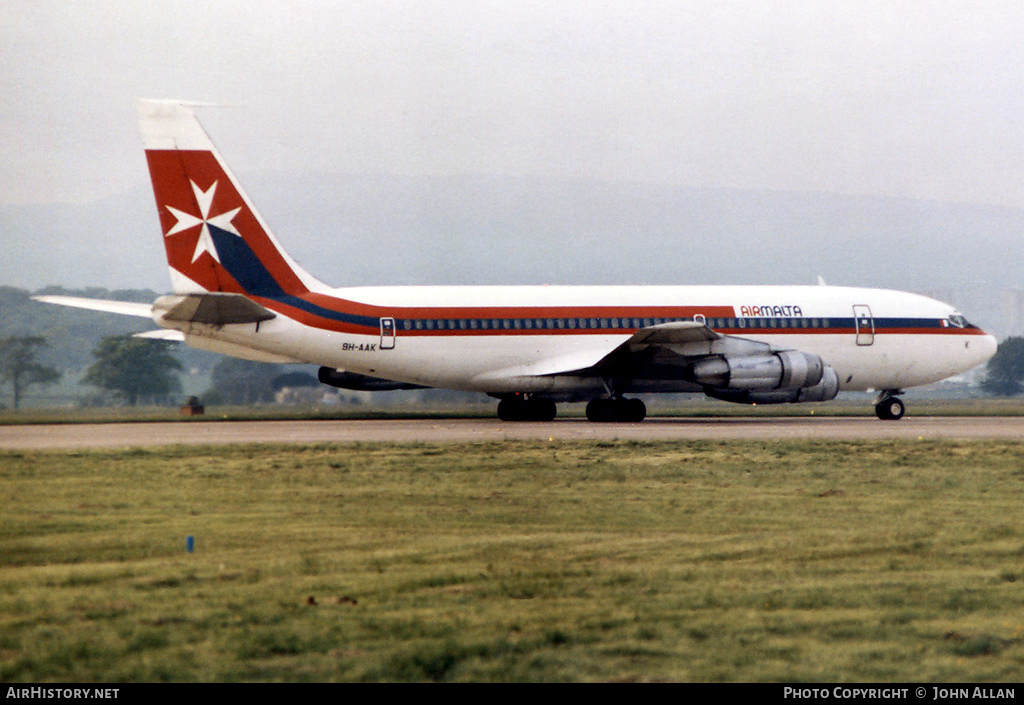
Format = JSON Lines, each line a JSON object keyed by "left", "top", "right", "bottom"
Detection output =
{"left": 1, "top": 416, "right": 1023, "bottom": 449}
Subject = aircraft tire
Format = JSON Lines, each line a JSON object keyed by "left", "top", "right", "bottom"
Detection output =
{"left": 586, "top": 398, "right": 646, "bottom": 423}
{"left": 586, "top": 398, "right": 611, "bottom": 422}
{"left": 497, "top": 398, "right": 526, "bottom": 421}
{"left": 875, "top": 397, "right": 905, "bottom": 421}
{"left": 498, "top": 397, "right": 557, "bottom": 422}
{"left": 529, "top": 397, "right": 557, "bottom": 422}
{"left": 626, "top": 398, "right": 647, "bottom": 423}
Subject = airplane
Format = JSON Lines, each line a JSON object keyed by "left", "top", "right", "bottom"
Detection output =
{"left": 35, "top": 99, "right": 998, "bottom": 422}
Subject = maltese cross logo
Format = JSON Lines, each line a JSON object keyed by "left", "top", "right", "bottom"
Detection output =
{"left": 164, "top": 180, "right": 242, "bottom": 263}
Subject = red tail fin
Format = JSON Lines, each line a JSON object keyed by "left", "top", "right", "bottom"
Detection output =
{"left": 138, "top": 100, "right": 328, "bottom": 297}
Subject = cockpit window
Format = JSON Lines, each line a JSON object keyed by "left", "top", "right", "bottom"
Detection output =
{"left": 947, "top": 314, "right": 969, "bottom": 328}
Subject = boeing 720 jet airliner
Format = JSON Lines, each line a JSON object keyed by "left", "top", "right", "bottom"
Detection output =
{"left": 37, "top": 100, "right": 997, "bottom": 422}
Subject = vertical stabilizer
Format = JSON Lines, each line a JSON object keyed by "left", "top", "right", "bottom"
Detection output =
{"left": 138, "top": 100, "right": 329, "bottom": 296}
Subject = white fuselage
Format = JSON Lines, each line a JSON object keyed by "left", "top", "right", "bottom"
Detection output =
{"left": 134, "top": 101, "right": 997, "bottom": 407}
{"left": 166, "top": 284, "right": 996, "bottom": 396}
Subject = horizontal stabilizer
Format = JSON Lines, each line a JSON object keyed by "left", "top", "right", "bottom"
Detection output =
{"left": 153, "top": 293, "right": 276, "bottom": 325}
{"left": 32, "top": 295, "right": 154, "bottom": 318}
{"left": 133, "top": 329, "right": 186, "bottom": 341}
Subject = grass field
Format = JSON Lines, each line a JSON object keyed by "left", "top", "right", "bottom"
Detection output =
{"left": 2, "top": 439, "right": 1024, "bottom": 682}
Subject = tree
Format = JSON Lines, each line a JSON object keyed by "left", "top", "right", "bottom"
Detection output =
{"left": 0, "top": 336, "right": 60, "bottom": 410}
{"left": 981, "top": 336, "right": 1024, "bottom": 397}
{"left": 271, "top": 370, "right": 319, "bottom": 391}
{"left": 83, "top": 336, "right": 183, "bottom": 405}
{"left": 204, "top": 357, "right": 279, "bottom": 405}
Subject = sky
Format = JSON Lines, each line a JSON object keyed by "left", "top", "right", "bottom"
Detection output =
{"left": 1, "top": 1, "right": 1023, "bottom": 294}
{"left": 2, "top": 1, "right": 1023, "bottom": 207}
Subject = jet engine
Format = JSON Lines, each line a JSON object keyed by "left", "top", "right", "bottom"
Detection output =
{"left": 704, "top": 366, "right": 839, "bottom": 405}
{"left": 691, "top": 350, "right": 838, "bottom": 405}
{"left": 691, "top": 350, "right": 825, "bottom": 390}
{"left": 318, "top": 367, "right": 426, "bottom": 391}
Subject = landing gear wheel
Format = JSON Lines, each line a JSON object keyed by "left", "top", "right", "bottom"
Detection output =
{"left": 625, "top": 398, "right": 647, "bottom": 423}
{"left": 875, "top": 397, "right": 905, "bottom": 421}
{"left": 497, "top": 398, "right": 525, "bottom": 421}
{"left": 497, "top": 396, "right": 557, "bottom": 422}
{"left": 585, "top": 397, "right": 646, "bottom": 423}
{"left": 586, "top": 398, "right": 609, "bottom": 422}
{"left": 529, "top": 397, "right": 557, "bottom": 422}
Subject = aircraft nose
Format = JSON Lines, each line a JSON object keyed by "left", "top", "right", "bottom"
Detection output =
{"left": 972, "top": 332, "right": 998, "bottom": 367}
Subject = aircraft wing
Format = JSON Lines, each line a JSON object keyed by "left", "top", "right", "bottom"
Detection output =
{"left": 475, "top": 320, "right": 747, "bottom": 384}
{"left": 522, "top": 319, "right": 777, "bottom": 382}
{"left": 602, "top": 319, "right": 770, "bottom": 370}
{"left": 624, "top": 320, "right": 721, "bottom": 347}
{"left": 539, "top": 317, "right": 840, "bottom": 407}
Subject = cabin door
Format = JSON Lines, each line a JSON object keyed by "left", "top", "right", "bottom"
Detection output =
{"left": 380, "top": 317, "right": 396, "bottom": 350}
{"left": 853, "top": 305, "right": 874, "bottom": 346}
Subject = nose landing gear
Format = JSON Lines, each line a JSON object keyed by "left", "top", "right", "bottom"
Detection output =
{"left": 874, "top": 392, "right": 905, "bottom": 421}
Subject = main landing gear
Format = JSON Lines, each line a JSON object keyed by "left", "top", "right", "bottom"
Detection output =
{"left": 494, "top": 395, "right": 647, "bottom": 422}
{"left": 585, "top": 397, "right": 647, "bottom": 423}
{"left": 496, "top": 395, "right": 557, "bottom": 422}
{"left": 874, "top": 391, "right": 905, "bottom": 421}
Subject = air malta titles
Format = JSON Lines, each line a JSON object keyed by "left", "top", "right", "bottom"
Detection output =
{"left": 739, "top": 304, "right": 805, "bottom": 317}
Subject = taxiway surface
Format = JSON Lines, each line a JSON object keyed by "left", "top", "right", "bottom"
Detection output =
{"left": 1, "top": 416, "right": 1023, "bottom": 449}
